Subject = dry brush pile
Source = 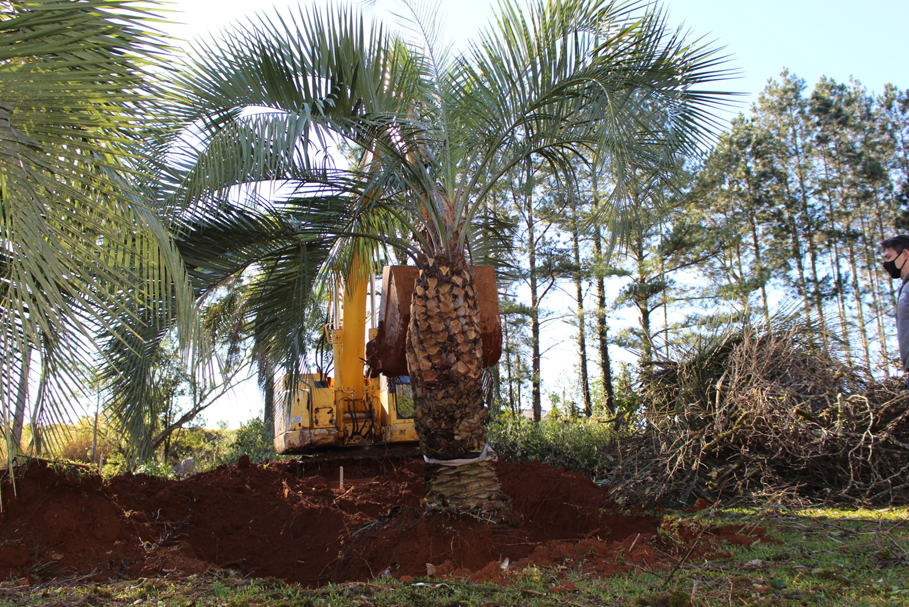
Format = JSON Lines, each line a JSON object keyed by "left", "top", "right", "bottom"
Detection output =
{"left": 605, "top": 325, "right": 909, "bottom": 508}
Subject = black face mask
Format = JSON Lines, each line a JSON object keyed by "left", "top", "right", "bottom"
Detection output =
{"left": 884, "top": 256, "right": 905, "bottom": 279}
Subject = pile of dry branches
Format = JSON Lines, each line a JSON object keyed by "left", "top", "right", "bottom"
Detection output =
{"left": 605, "top": 326, "right": 909, "bottom": 508}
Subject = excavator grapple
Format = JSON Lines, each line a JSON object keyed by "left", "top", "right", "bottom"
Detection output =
{"left": 366, "top": 265, "right": 502, "bottom": 377}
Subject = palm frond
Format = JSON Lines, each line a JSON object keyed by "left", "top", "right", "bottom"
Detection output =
{"left": 0, "top": 0, "right": 191, "bottom": 459}
{"left": 140, "top": 0, "right": 734, "bottom": 403}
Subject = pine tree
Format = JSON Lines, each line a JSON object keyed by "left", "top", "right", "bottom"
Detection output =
{"left": 756, "top": 71, "right": 831, "bottom": 348}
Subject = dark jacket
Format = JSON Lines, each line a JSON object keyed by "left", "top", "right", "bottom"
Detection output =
{"left": 898, "top": 279, "right": 909, "bottom": 371}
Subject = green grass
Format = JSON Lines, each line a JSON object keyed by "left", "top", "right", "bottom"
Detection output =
{"left": 650, "top": 505, "right": 909, "bottom": 606}
{"left": 1, "top": 506, "right": 906, "bottom": 606}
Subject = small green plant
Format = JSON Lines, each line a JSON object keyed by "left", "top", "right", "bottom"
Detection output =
{"left": 134, "top": 459, "right": 175, "bottom": 478}
{"left": 487, "top": 416, "right": 620, "bottom": 479}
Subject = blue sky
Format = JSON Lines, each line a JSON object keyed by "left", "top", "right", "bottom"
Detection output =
{"left": 664, "top": 0, "right": 907, "bottom": 109}
{"left": 164, "top": 0, "right": 908, "bottom": 427}
{"left": 169, "top": 0, "right": 908, "bottom": 110}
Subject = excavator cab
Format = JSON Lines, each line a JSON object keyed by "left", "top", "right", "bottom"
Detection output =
{"left": 273, "top": 265, "right": 501, "bottom": 454}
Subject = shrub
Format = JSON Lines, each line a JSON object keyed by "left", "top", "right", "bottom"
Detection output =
{"left": 220, "top": 416, "right": 277, "bottom": 464}
{"left": 488, "top": 416, "right": 621, "bottom": 480}
{"left": 164, "top": 427, "right": 233, "bottom": 472}
{"left": 56, "top": 418, "right": 97, "bottom": 463}
{"left": 0, "top": 417, "right": 111, "bottom": 468}
{"left": 134, "top": 459, "right": 177, "bottom": 478}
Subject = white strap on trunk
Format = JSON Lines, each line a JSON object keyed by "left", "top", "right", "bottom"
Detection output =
{"left": 423, "top": 443, "right": 497, "bottom": 467}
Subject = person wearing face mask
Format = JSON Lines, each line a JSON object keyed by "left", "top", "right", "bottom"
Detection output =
{"left": 881, "top": 235, "right": 909, "bottom": 386}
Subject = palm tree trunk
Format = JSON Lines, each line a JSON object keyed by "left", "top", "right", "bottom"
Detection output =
{"left": 256, "top": 322, "right": 276, "bottom": 434}
{"left": 407, "top": 252, "right": 508, "bottom": 514}
{"left": 92, "top": 393, "right": 100, "bottom": 466}
{"left": 262, "top": 371, "right": 275, "bottom": 434}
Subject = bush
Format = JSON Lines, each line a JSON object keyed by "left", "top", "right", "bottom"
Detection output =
{"left": 220, "top": 416, "right": 277, "bottom": 464}
{"left": 488, "top": 416, "right": 621, "bottom": 480}
{"left": 55, "top": 423, "right": 94, "bottom": 462}
{"left": 164, "top": 427, "right": 233, "bottom": 472}
{"left": 134, "top": 459, "right": 177, "bottom": 478}
{"left": 0, "top": 417, "right": 112, "bottom": 468}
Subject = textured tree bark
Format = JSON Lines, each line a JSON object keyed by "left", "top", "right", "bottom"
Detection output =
{"left": 406, "top": 252, "right": 508, "bottom": 514}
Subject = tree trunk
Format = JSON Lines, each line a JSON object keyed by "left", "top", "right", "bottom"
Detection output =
{"left": 11, "top": 344, "right": 32, "bottom": 455}
{"left": 407, "top": 252, "right": 508, "bottom": 514}
{"left": 31, "top": 353, "right": 48, "bottom": 456}
{"left": 593, "top": 264, "right": 615, "bottom": 414}
{"left": 638, "top": 303, "right": 653, "bottom": 364}
{"left": 590, "top": 170, "right": 615, "bottom": 414}
{"left": 263, "top": 370, "right": 275, "bottom": 434}
{"left": 830, "top": 125, "right": 869, "bottom": 366}
{"left": 91, "top": 395, "right": 100, "bottom": 466}
{"left": 503, "top": 309, "right": 516, "bottom": 415}
{"left": 257, "top": 322, "right": 276, "bottom": 435}
{"left": 571, "top": 217, "right": 592, "bottom": 417}
{"left": 747, "top": 213, "right": 771, "bottom": 326}
{"left": 486, "top": 364, "right": 499, "bottom": 414}
{"left": 818, "top": 152, "right": 853, "bottom": 364}
{"left": 789, "top": 108, "right": 830, "bottom": 353}
{"left": 786, "top": 213, "right": 813, "bottom": 327}
{"left": 530, "top": 308, "right": 541, "bottom": 422}
{"left": 856, "top": 200, "right": 890, "bottom": 368}
{"left": 632, "top": 234, "right": 654, "bottom": 365}
{"left": 846, "top": 240, "right": 873, "bottom": 370}
{"left": 526, "top": 202, "right": 542, "bottom": 422}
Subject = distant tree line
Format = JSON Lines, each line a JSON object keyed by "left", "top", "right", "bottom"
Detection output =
{"left": 492, "top": 70, "right": 909, "bottom": 420}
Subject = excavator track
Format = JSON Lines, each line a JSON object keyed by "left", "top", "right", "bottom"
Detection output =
{"left": 287, "top": 444, "right": 422, "bottom": 487}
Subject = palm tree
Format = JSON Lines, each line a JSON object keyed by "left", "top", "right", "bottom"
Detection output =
{"left": 0, "top": 0, "right": 188, "bottom": 465}
{"left": 148, "top": 0, "right": 731, "bottom": 513}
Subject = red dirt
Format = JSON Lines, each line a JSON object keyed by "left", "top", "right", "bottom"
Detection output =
{"left": 0, "top": 456, "right": 778, "bottom": 586}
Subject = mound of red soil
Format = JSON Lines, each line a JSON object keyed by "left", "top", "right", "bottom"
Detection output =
{"left": 0, "top": 456, "right": 777, "bottom": 586}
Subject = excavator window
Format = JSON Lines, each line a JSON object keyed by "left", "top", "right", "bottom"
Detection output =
{"left": 389, "top": 377, "right": 415, "bottom": 419}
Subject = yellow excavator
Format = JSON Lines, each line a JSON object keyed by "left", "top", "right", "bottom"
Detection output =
{"left": 273, "top": 265, "right": 502, "bottom": 454}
